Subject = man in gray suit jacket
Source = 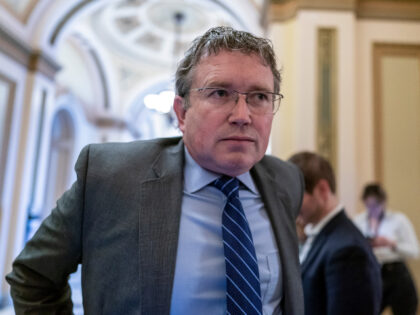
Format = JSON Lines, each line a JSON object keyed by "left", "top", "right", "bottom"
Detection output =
{"left": 6, "top": 26, "right": 304, "bottom": 314}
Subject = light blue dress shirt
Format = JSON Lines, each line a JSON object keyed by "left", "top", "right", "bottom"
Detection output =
{"left": 170, "top": 149, "right": 282, "bottom": 314}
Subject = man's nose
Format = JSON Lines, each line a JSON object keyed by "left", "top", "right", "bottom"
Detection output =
{"left": 228, "top": 93, "right": 252, "bottom": 125}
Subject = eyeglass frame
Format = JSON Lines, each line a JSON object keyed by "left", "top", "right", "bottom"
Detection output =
{"left": 187, "top": 87, "right": 284, "bottom": 115}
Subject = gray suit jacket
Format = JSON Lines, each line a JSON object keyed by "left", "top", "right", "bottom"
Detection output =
{"left": 6, "top": 137, "right": 304, "bottom": 314}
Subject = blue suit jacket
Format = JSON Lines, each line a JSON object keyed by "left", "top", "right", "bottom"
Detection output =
{"left": 301, "top": 210, "right": 382, "bottom": 315}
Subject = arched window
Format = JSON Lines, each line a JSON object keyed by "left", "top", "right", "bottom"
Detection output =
{"left": 44, "top": 109, "right": 75, "bottom": 214}
{"left": 127, "top": 80, "right": 181, "bottom": 140}
{"left": 26, "top": 109, "right": 75, "bottom": 240}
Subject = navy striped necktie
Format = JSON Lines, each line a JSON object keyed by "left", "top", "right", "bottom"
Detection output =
{"left": 213, "top": 176, "right": 263, "bottom": 315}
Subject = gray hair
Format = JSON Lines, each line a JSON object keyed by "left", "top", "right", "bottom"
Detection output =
{"left": 175, "top": 26, "right": 281, "bottom": 108}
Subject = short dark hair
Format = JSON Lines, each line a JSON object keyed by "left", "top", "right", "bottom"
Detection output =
{"left": 175, "top": 26, "right": 281, "bottom": 108}
{"left": 288, "top": 151, "right": 336, "bottom": 194}
{"left": 362, "top": 183, "right": 387, "bottom": 202}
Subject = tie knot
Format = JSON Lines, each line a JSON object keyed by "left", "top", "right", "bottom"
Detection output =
{"left": 213, "top": 176, "right": 239, "bottom": 199}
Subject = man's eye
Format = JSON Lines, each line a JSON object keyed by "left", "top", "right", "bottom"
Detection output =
{"left": 208, "top": 89, "right": 229, "bottom": 98}
{"left": 250, "top": 92, "right": 269, "bottom": 102}
{"left": 255, "top": 92, "right": 269, "bottom": 100}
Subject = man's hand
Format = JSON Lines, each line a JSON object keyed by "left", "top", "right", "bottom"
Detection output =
{"left": 370, "top": 236, "right": 396, "bottom": 250}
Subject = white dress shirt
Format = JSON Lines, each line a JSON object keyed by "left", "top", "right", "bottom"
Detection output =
{"left": 354, "top": 210, "right": 420, "bottom": 264}
{"left": 170, "top": 149, "right": 282, "bottom": 314}
{"left": 299, "top": 205, "right": 343, "bottom": 263}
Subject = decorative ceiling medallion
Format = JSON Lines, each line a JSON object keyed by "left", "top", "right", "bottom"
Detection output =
{"left": 94, "top": 0, "right": 239, "bottom": 65}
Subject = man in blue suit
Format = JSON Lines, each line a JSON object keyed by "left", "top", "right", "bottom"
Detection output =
{"left": 289, "top": 151, "right": 382, "bottom": 315}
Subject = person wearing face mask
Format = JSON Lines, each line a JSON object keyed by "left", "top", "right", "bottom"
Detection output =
{"left": 354, "top": 183, "right": 419, "bottom": 315}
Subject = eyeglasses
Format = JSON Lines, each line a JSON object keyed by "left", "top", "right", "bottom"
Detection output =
{"left": 189, "top": 87, "right": 283, "bottom": 115}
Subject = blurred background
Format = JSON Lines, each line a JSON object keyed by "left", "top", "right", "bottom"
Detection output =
{"left": 0, "top": 0, "right": 419, "bottom": 313}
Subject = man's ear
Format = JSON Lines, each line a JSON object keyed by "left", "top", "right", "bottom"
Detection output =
{"left": 173, "top": 95, "right": 187, "bottom": 133}
{"left": 315, "top": 179, "right": 331, "bottom": 198}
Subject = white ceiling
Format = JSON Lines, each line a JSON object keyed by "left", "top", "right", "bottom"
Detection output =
{"left": 88, "top": 0, "right": 264, "bottom": 66}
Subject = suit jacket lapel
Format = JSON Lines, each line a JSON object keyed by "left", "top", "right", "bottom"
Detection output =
{"left": 251, "top": 163, "right": 301, "bottom": 315}
{"left": 138, "top": 140, "right": 184, "bottom": 314}
{"left": 301, "top": 233, "right": 327, "bottom": 273}
{"left": 251, "top": 164, "right": 296, "bottom": 254}
{"left": 301, "top": 210, "right": 345, "bottom": 274}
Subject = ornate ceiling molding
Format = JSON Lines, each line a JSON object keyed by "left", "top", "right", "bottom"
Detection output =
{"left": 0, "top": 25, "right": 61, "bottom": 79}
{"left": 90, "top": 0, "right": 242, "bottom": 66}
{"left": 269, "top": 0, "right": 420, "bottom": 22}
{"left": 357, "top": 0, "right": 420, "bottom": 21}
{"left": 0, "top": 0, "right": 38, "bottom": 24}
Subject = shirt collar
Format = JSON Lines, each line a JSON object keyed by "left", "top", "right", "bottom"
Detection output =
{"left": 184, "top": 147, "right": 258, "bottom": 194}
{"left": 304, "top": 204, "right": 344, "bottom": 237}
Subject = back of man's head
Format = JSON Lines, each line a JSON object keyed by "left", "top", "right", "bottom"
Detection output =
{"left": 289, "top": 151, "right": 336, "bottom": 194}
{"left": 175, "top": 26, "right": 281, "bottom": 101}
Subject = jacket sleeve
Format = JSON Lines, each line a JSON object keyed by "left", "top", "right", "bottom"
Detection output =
{"left": 325, "top": 245, "right": 382, "bottom": 315}
{"left": 5, "top": 145, "right": 90, "bottom": 314}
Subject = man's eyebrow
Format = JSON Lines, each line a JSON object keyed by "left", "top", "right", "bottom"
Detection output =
{"left": 247, "top": 84, "right": 273, "bottom": 92}
{"left": 203, "top": 81, "right": 273, "bottom": 92}
{"left": 202, "top": 81, "right": 231, "bottom": 88}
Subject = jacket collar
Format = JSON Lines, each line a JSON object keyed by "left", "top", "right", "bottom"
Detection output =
{"left": 301, "top": 209, "right": 346, "bottom": 273}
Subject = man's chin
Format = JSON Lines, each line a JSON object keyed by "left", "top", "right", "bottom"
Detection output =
{"left": 216, "top": 157, "right": 256, "bottom": 176}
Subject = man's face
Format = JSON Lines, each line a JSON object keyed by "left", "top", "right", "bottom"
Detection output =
{"left": 298, "top": 192, "right": 322, "bottom": 226}
{"left": 174, "top": 50, "right": 275, "bottom": 176}
{"left": 364, "top": 196, "right": 385, "bottom": 219}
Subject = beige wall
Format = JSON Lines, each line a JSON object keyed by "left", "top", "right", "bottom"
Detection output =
{"left": 270, "top": 14, "right": 420, "bottom": 216}
{"left": 269, "top": 19, "right": 298, "bottom": 160}
{"left": 269, "top": 10, "right": 358, "bottom": 213}
{"left": 355, "top": 20, "right": 420, "bottom": 211}
{"left": 380, "top": 53, "right": 420, "bottom": 290}
{"left": 270, "top": 11, "right": 420, "bottom": 298}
